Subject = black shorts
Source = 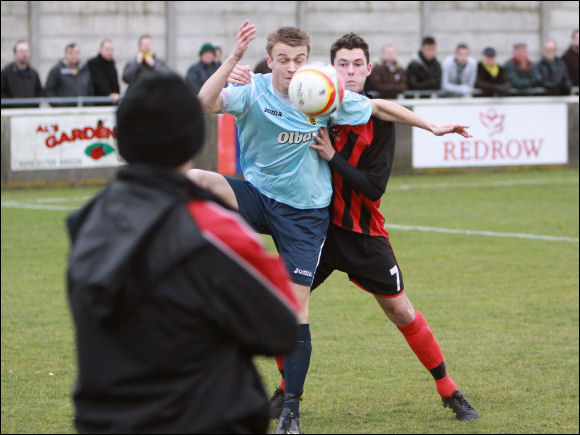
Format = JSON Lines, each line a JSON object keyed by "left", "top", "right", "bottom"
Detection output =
{"left": 311, "top": 224, "right": 404, "bottom": 297}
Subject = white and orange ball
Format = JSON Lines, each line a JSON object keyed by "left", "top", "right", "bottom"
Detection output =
{"left": 288, "top": 63, "right": 345, "bottom": 116}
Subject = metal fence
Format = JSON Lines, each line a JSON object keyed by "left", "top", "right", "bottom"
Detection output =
{"left": 1, "top": 96, "right": 118, "bottom": 108}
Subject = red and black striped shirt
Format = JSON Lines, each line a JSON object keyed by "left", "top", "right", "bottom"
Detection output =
{"left": 328, "top": 116, "right": 395, "bottom": 237}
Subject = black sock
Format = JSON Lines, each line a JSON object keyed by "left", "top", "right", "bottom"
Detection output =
{"left": 282, "top": 323, "right": 311, "bottom": 415}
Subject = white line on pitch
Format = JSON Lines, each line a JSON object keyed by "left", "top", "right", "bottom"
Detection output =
{"left": 1, "top": 196, "right": 91, "bottom": 210}
{"left": 390, "top": 177, "right": 579, "bottom": 191}
{"left": 0, "top": 202, "right": 78, "bottom": 211}
{"left": 387, "top": 223, "right": 579, "bottom": 243}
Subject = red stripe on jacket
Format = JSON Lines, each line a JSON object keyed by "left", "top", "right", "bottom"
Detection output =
{"left": 187, "top": 200, "right": 300, "bottom": 313}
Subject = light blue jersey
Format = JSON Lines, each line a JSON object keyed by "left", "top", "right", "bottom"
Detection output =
{"left": 220, "top": 73, "right": 372, "bottom": 209}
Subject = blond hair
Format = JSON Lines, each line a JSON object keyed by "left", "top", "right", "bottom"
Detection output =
{"left": 266, "top": 27, "right": 310, "bottom": 57}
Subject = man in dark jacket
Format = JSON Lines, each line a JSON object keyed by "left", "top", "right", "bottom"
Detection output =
{"left": 1, "top": 40, "right": 43, "bottom": 107}
{"left": 535, "top": 40, "right": 572, "bottom": 95}
{"left": 503, "top": 43, "right": 537, "bottom": 94}
{"left": 185, "top": 42, "right": 220, "bottom": 94}
{"left": 474, "top": 47, "right": 511, "bottom": 96}
{"left": 66, "top": 72, "right": 299, "bottom": 434}
{"left": 87, "top": 39, "right": 120, "bottom": 104}
{"left": 406, "top": 36, "right": 441, "bottom": 94}
{"left": 45, "top": 42, "right": 93, "bottom": 107}
{"left": 562, "top": 29, "right": 579, "bottom": 86}
{"left": 366, "top": 44, "right": 407, "bottom": 99}
{"left": 122, "top": 35, "right": 172, "bottom": 87}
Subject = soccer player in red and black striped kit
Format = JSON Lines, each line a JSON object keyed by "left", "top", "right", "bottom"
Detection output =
{"left": 270, "top": 33, "right": 479, "bottom": 422}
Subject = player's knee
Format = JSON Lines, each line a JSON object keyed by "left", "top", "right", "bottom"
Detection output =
{"left": 392, "top": 305, "right": 415, "bottom": 325}
{"left": 186, "top": 168, "right": 203, "bottom": 185}
{"left": 187, "top": 169, "right": 216, "bottom": 191}
{"left": 376, "top": 295, "right": 415, "bottom": 326}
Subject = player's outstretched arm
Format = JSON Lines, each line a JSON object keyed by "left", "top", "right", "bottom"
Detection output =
{"left": 197, "top": 20, "right": 256, "bottom": 113}
{"left": 370, "top": 99, "right": 472, "bottom": 138}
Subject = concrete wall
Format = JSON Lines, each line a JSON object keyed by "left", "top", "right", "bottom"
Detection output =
{"left": 2, "top": 1, "right": 579, "bottom": 95}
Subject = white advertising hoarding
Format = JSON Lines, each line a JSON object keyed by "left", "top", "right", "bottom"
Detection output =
{"left": 10, "top": 113, "right": 124, "bottom": 171}
{"left": 412, "top": 102, "right": 568, "bottom": 168}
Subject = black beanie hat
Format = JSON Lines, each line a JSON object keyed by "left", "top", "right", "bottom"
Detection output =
{"left": 116, "top": 71, "right": 205, "bottom": 167}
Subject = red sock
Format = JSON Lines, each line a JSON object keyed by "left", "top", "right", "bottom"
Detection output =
{"left": 435, "top": 375, "right": 458, "bottom": 397}
{"left": 275, "top": 355, "right": 285, "bottom": 391}
{"left": 398, "top": 310, "right": 457, "bottom": 397}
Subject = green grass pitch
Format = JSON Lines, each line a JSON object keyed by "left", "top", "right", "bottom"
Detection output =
{"left": 1, "top": 168, "right": 578, "bottom": 434}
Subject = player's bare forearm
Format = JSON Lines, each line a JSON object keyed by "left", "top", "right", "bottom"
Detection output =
{"left": 371, "top": 99, "right": 433, "bottom": 130}
{"left": 370, "top": 99, "right": 472, "bottom": 138}
{"left": 197, "top": 20, "right": 256, "bottom": 113}
{"left": 198, "top": 56, "right": 239, "bottom": 113}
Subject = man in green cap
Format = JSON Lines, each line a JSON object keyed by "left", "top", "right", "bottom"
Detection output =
{"left": 186, "top": 42, "right": 220, "bottom": 94}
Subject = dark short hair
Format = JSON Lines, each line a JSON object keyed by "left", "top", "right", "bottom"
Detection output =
{"left": 65, "top": 42, "right": 77, "bottom": 52}
{"left": 330, "top": 33, "right": 370, "bottom": 65}
{"left": 455, "top": 43, "right": 469, "bottom": 51}
{"left": 422, "top": 36, "right": 436, "bottom": 46}
{"left": 573, "top": 29, "right": 579, "bottom": 37}
{"left": 266, "top": 27, "right": 310, "bottom": 57}
{"left": 513, "top": 43, "right": 527, "bottom": 49}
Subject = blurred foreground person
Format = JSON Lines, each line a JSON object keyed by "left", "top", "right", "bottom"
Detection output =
{"left": 65, "top": 72, "right": 299, "bottom": 434}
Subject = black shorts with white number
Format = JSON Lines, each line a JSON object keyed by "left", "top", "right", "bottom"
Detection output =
{"left": 311, "top": 224, "right": 404, "bottom": 297}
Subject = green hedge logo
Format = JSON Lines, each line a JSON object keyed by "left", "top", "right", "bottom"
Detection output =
{"left": 85, "top": 143, "right": 114, "bottom": 160}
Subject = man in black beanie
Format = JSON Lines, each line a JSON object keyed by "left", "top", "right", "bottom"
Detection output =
{"left": 66, "top": 71, "right": 299, "bottom": 434}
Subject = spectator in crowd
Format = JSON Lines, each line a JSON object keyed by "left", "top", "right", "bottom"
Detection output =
{"left": 441, "top": 43, "right": 477, "bottom": 97}
{"left": 66, "top": 71, "right": 300, "bottom": 434}
{"left": 534, "top": 40, "right": 572, "bottom": 96}
{"left": 406, "top": 36, "right": 442, "bottom": 94}
{"left": 254, "top": 57, "right": 271, "bottom": 74}
{"left": 45, "top": 42, "right": 93, "bottom": 107}
{"left": 87, "top": 39, "right": 120, "bottom": 104}
{"left": 214, "top": 45, "right": 223, "bottom": 66}
{"left": 561, "top": 29, "right": 579, "bottom": 86}
{"left": 122, "top": 34, "right": 171, "bottom": 87}
{"left": 503, "top": 43, "right": 537, "bottom": 94}
{"left": 474, "top": 46, "right": 511, "bottom": 97}
{"left": 185, "top": 42, "right": 220, "bottom": 95}
{"left": 366, "top": 44, "right": 407, "bottom": 99}
{"left": 1, "top": 40, "right": 43, "bottom": 107}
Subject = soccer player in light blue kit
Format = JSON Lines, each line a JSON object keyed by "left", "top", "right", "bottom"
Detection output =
{"left": 191, "top": 21, "right": 471, "bottom": 434}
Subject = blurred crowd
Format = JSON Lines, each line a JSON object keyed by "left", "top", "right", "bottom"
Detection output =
{"left": 366, "top": 30, "right": 579, "bottom": 99}
{"left": 1, "top": 29, "right": 578, "bottom": 107}
{"left": 0, "top": 35, "right": 223, "bottom": 107}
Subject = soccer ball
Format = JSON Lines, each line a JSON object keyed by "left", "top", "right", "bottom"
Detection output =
{"left": 288, "top": 63, "right": 345, "bottom": 117}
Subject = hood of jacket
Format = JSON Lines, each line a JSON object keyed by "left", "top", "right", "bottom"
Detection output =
{"left": 66, "top": 164, "right": 207, "bottom": 322}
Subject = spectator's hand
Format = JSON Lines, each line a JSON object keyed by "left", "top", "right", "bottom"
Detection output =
{"left": 230, "top": 20, "right": 257, "bottom": 62}
{"left": 137, "top": 52, "right": 144, "bottom": 63}
{"left": 310, "top": 127, "right": 335, "bottom": 161}
{"left": 144, "top": 56, "right": 155, "bottom": 67}
{"left": 431, "top": 123, "right": 472, "bottom": 138}
{"left": 228, "top": 64, "right": 252, "bottom": 85}
{"left": 109, "top": 93, "right": 120, "bottom": 103}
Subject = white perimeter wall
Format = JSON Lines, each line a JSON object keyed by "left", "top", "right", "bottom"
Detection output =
{"left": 2, "top": 1, "right": 579, "bottom": 94}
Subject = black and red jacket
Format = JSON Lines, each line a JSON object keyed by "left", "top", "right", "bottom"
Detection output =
{"left": 328, "top": 113, "right": 395, "bottom": 238}
{"left": 66, "top": 164, "right": 298, "bottom": 433}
